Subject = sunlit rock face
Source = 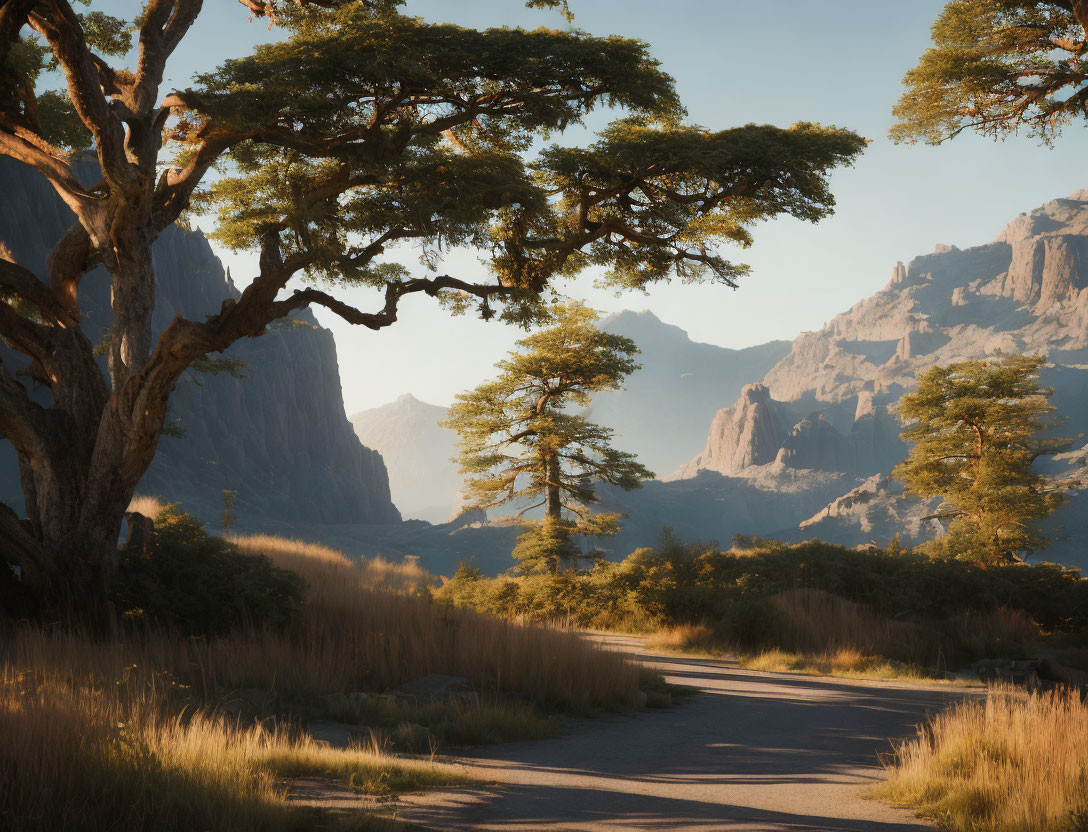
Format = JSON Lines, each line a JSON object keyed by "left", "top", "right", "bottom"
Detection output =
{"left": 0, "top": 158, "right": 400, "bottom": 528}
{"left": 671, "top": 384, "right": 793, "bottom": 478}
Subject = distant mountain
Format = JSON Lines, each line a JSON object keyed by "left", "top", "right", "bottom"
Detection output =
{"left": 354, "top": 313, "right": 790, "bottom": 525}
{"left": 350, "top": 395, "right": 461, "bottom": 523}
{"left": 592, "top": 311, "right": 790, "bottom": 475}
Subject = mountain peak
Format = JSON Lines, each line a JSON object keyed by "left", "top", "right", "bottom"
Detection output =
{"left": 600, "top": 308, "right": 663, "bottom": 327}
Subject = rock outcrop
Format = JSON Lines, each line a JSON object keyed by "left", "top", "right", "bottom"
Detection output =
{"left": 0, "top": 157, "right": 400, "bottom": 527}
{"left": 672, "top": 384, "right": 792, "bottom": 478}
{"left": 590, "top": 311, "right": 790, "bottom": 476}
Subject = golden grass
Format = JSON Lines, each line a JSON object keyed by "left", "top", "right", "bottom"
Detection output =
{"left": 0, "top": 665, "right": 460, "bottom": 832}
{"left": 645, "top": 623, "right": 719, "bottom": 656}
{"left": 227, "top": 533, "right": 430, "bottom": 594}
{"left": 646, "top": 589, "right": 1035, "bottom": 682}
{"left": 738, "top": 648, "right": 939, "bottom": 681}
{"left": 872, "top": 686, "right": 1088, "bottom": 832}
{"left": 127, "top": 493, "right": 166, "bottom": 517}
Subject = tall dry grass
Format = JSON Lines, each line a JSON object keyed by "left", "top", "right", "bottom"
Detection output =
{"left": 216, "top": 531, "right": 641, "bottom": 710}
{"left": 4, "top": 543, "right": 638, "bottom": 712}
{"left": 127, "top": 494, "right": 166, "bottom": 517}
{"left": 227, "top": 532, "right": 429, "bottom": 594}
{"left": 648, "top": 588, "right": 1038, "bottom": 680}
{"left": 873, "top": 686, "right": 1088, "bottom": 832}
{"left": 0, "top": 663, "right": 460, "bottom": 832}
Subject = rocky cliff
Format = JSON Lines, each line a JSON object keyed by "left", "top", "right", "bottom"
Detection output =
{"left": 0, "top": 157, "right": 400, "bottom": 528}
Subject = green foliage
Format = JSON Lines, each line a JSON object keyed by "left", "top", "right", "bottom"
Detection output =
{"left": 190, "top": 357, "right": 250, "bottom": 379}
{"left": 893, "top": 0, "right": 1088, "bottom": 145}
{"left": 445, "top": 303, "right": 651, "bottom": 572}
{"left": 435, "top": 537, "right": 1088, "bottom": 654}
{"left": 894, "top": 356, "right": 1068, "bottom": 564}
{"left": 76, "top": 10, "right": 133, "bottom": 58}
{"left": 35, "top": 90, "right": 92, "bottom": 152}
{"left": 111, "top": 505, "right": 304, "bottom": 636}
{"left": 159, "top": 422, "right": 187, "bottom": 439}
{"left": 184, "top": 2, "right": 864, "bottom": 322}
{"left": 533, "top": 120, "right": 869, "bottom": 291}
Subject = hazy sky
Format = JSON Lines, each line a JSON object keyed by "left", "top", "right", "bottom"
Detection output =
{"left": 143, "top": 0, "right": 1087, "bottom": 414}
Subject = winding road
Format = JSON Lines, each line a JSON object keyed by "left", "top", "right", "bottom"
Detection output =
{"left": 393, "top": 635, "right": 973, "bottom": 831}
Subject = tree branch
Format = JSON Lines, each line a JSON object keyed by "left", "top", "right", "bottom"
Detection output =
{"left": 1071, "top": 0, "right": 1088, "bottom": 36}
{"left": 0, "top": 126, "right": 97, "bottom": 213}
{"left": 28, "top": 1, "right": 130, "bottom": 185}
{"left": 132, "top": 0, "right": 203, "bottom": 118}
{"left": 269, "top": 275, "right": 512, "bottom": 331}
{"left": 0, "top": 254, "right": 78, "bottom": 326}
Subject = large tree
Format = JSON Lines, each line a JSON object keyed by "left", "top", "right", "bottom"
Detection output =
{"left": 894, "top": 0, "right": 1088, "bottom": 145}
{"left": 0, "top": 0, "right": 865, "bottom": 616}
{"left": 894, "top": 356, "right": 1068, "bottom": 565}
{"left": 444, "top": 303, "right": 650, "bottom": 572}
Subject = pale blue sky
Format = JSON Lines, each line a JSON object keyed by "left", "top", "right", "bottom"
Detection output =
{"left": 119, "top": 1, "right": 1088, "bottom": 413}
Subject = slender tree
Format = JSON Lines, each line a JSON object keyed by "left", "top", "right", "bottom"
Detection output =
{"left": 0, "top": 0, "right": 865, "bottom": 615}
{"left": 894, "top": 356, "right": 1068, "bottom": 564}
{"left": 893, "top": 0, "right": 1088, "bottom": 145}
{"left": 444, "top": 303, "right": 651, "bottom": 572}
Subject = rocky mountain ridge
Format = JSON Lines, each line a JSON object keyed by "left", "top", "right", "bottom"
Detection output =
{"left": 337, "top": 191, "right": 1088, "bottom": 573}
{"left": 589, "top": 310, "right": 790, "bottom": 476}
{"left": 665, "top": 190, "right": 1088, "bottom": 566}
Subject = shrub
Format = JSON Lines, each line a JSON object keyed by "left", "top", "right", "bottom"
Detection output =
{"left": 111, "top": 505, "right": 305, "bottom": 635}
{"left": 434, "top": 535, "right": 1086, "bottom": 676}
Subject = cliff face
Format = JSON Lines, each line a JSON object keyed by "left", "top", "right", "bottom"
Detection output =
{"left": 350, "top": 395, "right": 460, "bottom": 523}
{"left": 0, "top": 158, "right": 400, "bottom": 527}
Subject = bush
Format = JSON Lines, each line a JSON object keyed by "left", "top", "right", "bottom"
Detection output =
{"left": 111, "top": 505, "right": 305, "bottom": 635}
{"left": 434, "top": 535, "right": 1088, "bottom": 674}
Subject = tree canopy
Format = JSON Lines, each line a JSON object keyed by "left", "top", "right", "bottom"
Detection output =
{"left": 893, "top": 0, "right": 1088, "bottom": 145}
{"left": 0, "top": 0, "right": 864, "bottom": 616}
{"left": 444, "top": 303, "right": 651, "bottom": 572}
{"left": 894, "top": 355, "right": 1068, "bottom": 565}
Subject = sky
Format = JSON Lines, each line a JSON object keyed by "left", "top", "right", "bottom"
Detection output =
{"left": 119, "top": 0, "right": 1088, "bottom": 414}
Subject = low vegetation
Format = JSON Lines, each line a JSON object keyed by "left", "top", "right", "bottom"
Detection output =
{"left": 434, "top": 534, "right": 1088, "bottom": 679}
{"left": 873, "top": 687, "right": 1088, "bottom": 832}
{"left": 1, "top": 500, "right": 646, "bottom": 831}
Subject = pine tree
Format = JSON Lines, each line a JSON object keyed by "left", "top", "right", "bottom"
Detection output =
{"left": 894, "top": 356, "right": 1068, "bottom": 565}
{"left": 894, "top": 1, "right": 1088, "bottom": 146}
{"left": 444, "top": 303, "right": 651, "bottom": 573}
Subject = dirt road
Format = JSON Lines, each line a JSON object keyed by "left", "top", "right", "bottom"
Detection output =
{"left": 394, "top": 635, "right": 972, "bottom": 831}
